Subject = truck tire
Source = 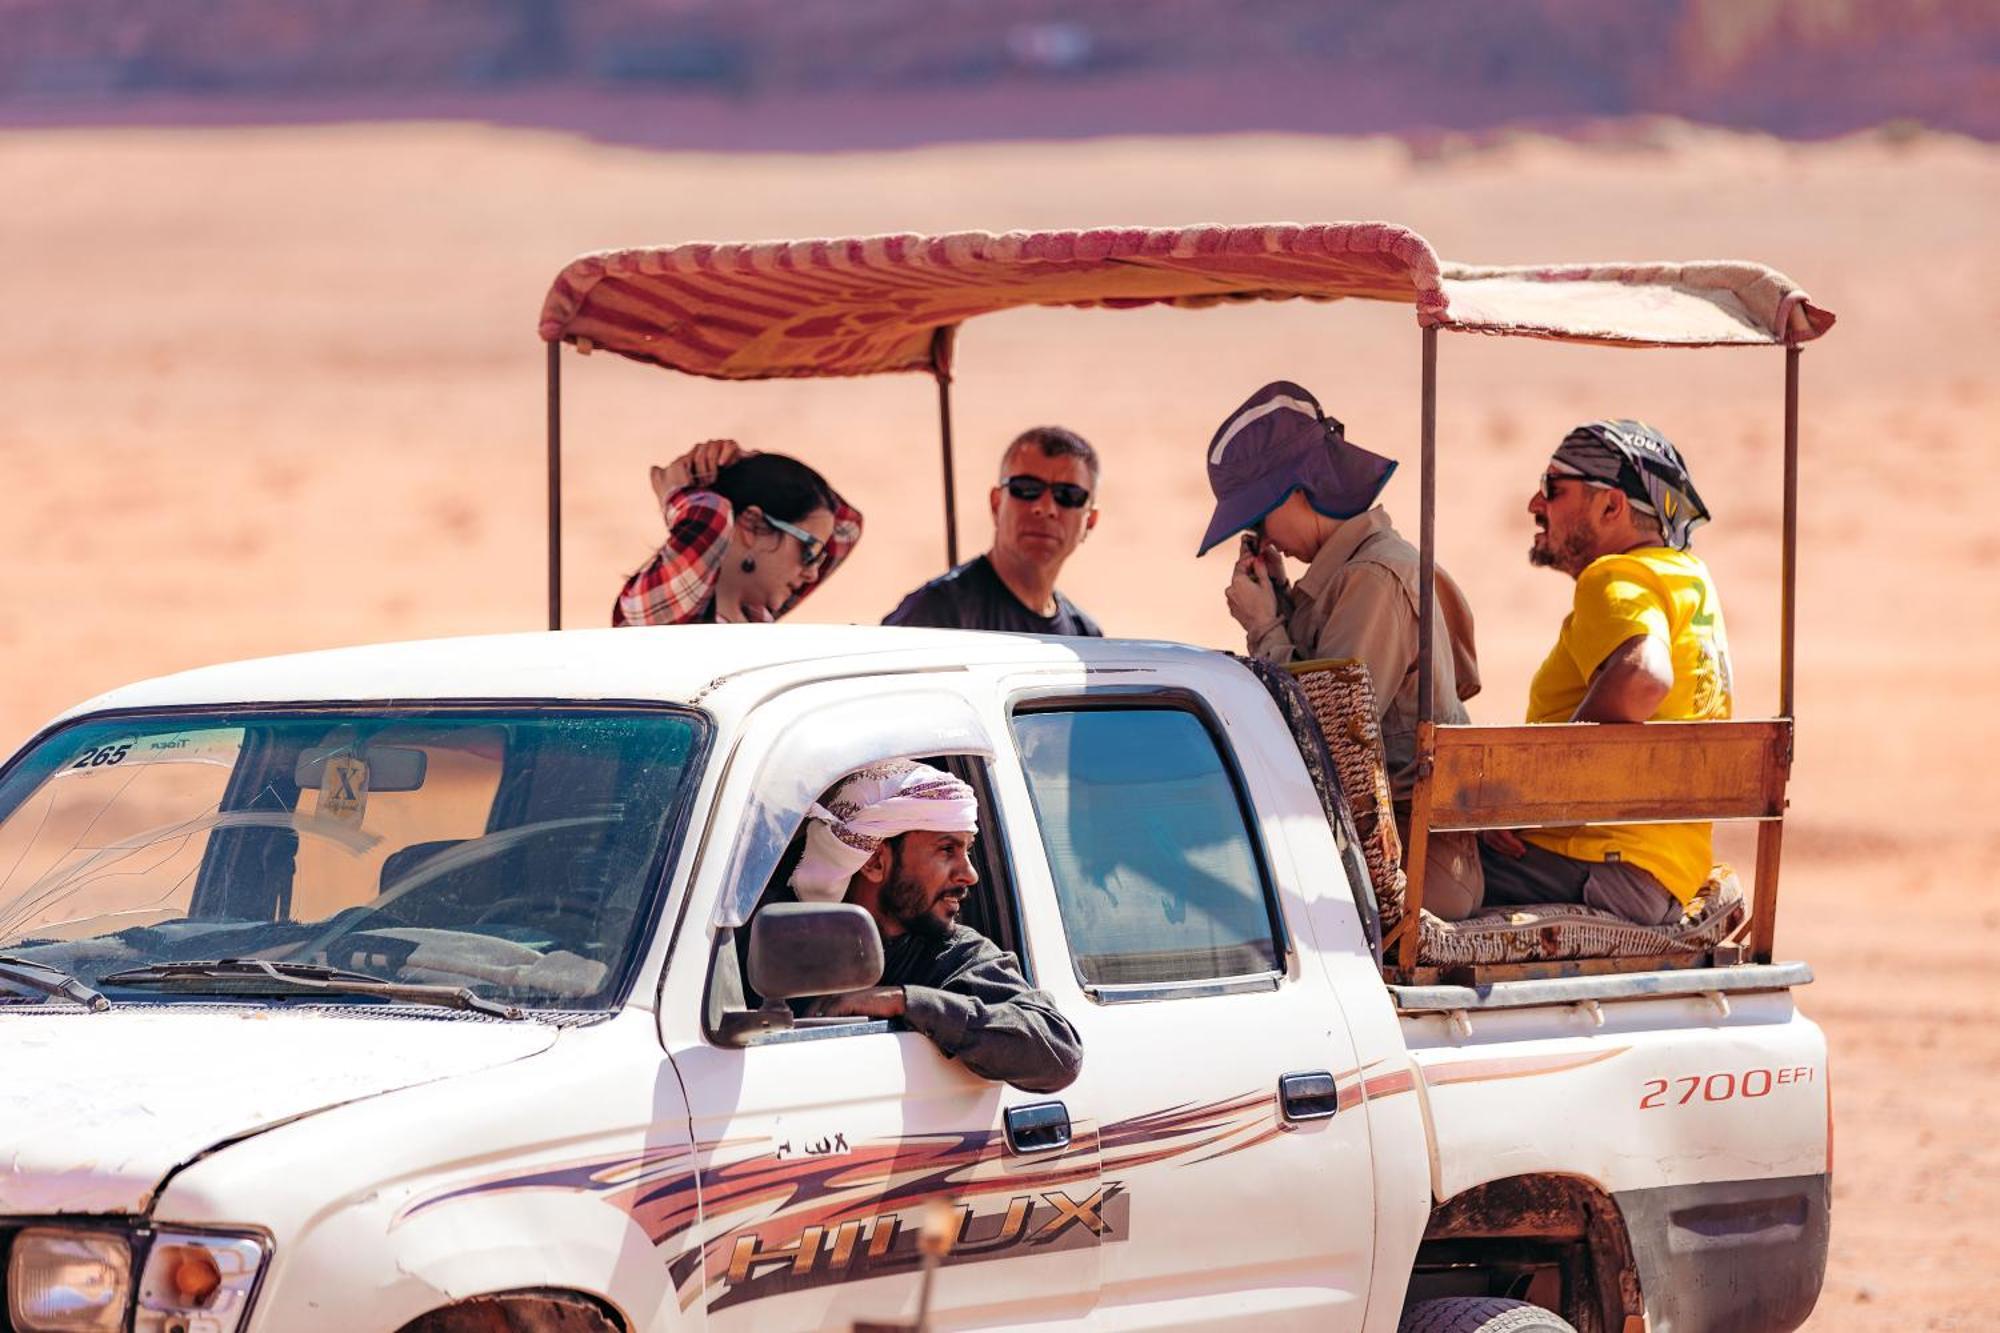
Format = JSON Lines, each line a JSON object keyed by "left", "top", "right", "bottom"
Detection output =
{"left": 1398, "top": 1297, "right": 1579, "bottom": 1333}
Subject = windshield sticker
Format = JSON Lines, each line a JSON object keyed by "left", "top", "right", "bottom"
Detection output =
{"left": 56, "top": 729, "right": 243, "bottom": 777}
{"left": 318, "top": 754, "right": 370, "bottom": 825}
{"left": 67, "top": 739, "right": 135, "bottom": 771}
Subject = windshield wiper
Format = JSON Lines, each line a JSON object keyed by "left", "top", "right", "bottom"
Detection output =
{"left": 0, "top": 955, "right": 111, "bottom": 1012}
{"left": 98, "top": 958, "right": 523, "bottom": 1021}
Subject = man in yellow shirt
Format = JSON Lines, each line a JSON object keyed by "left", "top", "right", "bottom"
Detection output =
{"left": 1480, "top": 420, "right": 1732, "bottom": 924}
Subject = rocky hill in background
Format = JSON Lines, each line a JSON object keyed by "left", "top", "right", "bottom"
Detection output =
{"left": 4, "top": 0, "right": 1994, "bottom": 140}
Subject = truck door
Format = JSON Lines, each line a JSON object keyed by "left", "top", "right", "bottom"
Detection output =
{"left": 657, "top": 680, "right": 1101, "bottom": 1330}
{"left": 1001, "top": 689, "right": 1377, "bottom": 1331}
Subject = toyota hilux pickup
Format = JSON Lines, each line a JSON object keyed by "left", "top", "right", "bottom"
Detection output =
{"left": 0, "top": 625, "right": 1829, "bottom": 1333}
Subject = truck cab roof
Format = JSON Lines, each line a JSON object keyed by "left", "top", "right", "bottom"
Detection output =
{"left": 57, "top": 625, "right": 1224, "bottom": 723}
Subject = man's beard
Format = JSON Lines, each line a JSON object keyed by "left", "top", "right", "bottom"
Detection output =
{"left": 881, "top": 851, "right": 954, "bottom": 941}
{"left": 1530, "top": 524, "right": 1595, "bottom": 573}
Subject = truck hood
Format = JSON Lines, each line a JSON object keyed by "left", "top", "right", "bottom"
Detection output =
{"left": 0, "top": 1009, "right": 559, "bottom": 1215}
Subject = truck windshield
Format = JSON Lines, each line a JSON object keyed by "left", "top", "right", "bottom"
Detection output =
{"left": 0, "top": 707, "right": 704, "bottom": 1014}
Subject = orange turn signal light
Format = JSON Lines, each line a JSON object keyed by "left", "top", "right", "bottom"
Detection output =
{"left": 161, "top": 1246, "right": 223, "bottom": 1307}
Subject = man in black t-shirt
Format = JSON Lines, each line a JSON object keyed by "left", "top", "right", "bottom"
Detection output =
{"left": 884, "top": 426, "right": 1103, "bottom": 636}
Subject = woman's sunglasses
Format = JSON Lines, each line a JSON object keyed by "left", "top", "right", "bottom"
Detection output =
{"left": 1001, "top": 475, "right": 1093, "bottom": 510}
{"left": 763, "top": 514, "right": 827, "bottom": 568}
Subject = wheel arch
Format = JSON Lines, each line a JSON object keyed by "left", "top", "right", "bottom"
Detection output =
{"left": 394, "top": 1286, "right": 630, "bottom": 1333}
{"left": 1414, "top": 1172, "right": 1642, "bottom": 1333}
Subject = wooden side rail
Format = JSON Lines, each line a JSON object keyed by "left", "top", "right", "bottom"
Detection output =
{"left": 1399, "top": 719, "right": 1793, "bottom": 971}
{"left": 1424, "top": 720, "right": 1791, "bottom": 831}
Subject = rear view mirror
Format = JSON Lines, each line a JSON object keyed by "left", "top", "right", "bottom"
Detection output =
{"left": 748, "top": 902, "right": 884, "bottom": 1001}
{"left": 294, "top": 745, "right": 428, "bottom": 794}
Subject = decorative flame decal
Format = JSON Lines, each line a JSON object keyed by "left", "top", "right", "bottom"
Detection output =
{"left": 395, "top": 1058, "right": 1471, "bottom": 1311}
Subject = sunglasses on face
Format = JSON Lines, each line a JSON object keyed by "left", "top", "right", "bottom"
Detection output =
{"left": 1538, "top": 472, "right": 1603, "bottom": 501}
{"left": 1001, "top": 475, "right": 1092, "bottom": 510}
{"left": 763, "top": 513, "right": 827, "bottom": 568}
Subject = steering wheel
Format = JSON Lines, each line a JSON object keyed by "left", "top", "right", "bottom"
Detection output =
{"left": 303, "top": 816, "right": 615, "bottom": 959}
{"left": 470, "top": 893, "right": 602, "bottom": 936}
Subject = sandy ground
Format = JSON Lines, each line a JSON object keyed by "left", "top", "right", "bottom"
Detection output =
{"left": 2, "top": 113, "right": 1996, "bottom": 1326}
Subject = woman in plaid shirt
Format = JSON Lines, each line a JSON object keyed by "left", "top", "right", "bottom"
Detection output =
{"left": 613, "top": 440, "right": 864, "bottom": 626}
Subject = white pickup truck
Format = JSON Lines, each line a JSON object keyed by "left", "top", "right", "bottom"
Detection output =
{"left": 0, "top": 625, "right": 1829, "bottom": 1333}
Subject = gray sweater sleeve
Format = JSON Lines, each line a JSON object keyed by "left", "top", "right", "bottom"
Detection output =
{"left": 898, "top": 933, "right": 1083, "bottom": 1094}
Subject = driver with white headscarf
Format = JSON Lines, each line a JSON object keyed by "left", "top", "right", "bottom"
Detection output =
{"left": 790, "top": 760, "right": 1081, "bottom": 1094}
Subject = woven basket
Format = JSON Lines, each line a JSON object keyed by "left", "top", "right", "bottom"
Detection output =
{"left": 1286, "top": 659, "right": 1408, "bottom": 936}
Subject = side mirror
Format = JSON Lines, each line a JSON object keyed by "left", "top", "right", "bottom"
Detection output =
{"left": 748, "top": 902, "right": 885, "bottom": 1001}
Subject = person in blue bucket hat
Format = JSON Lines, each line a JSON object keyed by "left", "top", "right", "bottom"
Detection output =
{"left": 1202, "top": 381, "right": 1486, "bottom": 920}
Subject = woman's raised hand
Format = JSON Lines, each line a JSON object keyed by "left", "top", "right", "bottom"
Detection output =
{"left": 685, "top": 438, "right": 747, "bottom": 485}
{"left": 651, "top": 439, "right": 749, "bottom": 509}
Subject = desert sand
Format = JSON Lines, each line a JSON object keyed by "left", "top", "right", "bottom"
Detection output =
{"left": 2, "top": 113, "right": 1995, "bottom": 1326}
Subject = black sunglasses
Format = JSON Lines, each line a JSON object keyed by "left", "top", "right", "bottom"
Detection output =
{"left": 1537, "top": 472, "right": 1605, "bottom": 501}
{"left": 1001, "top": 475, "right": 1092, "bottom": 510}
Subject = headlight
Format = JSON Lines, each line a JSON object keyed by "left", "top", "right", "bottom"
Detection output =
{"left": 7, "top": 1228, "right": 131, "bottom": 1333}
{"left": 134, "top": 1231, "right": 269, "bottom": 1333}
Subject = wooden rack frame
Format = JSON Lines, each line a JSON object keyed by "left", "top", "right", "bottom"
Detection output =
{"left": 1395, "top": 720, "right": 1794, "bottom": 973}
{"left": 1400, "top": 333, "right": 1803, "bottom": 973}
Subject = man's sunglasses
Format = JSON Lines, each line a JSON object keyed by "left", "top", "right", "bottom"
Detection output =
{"left": 763, "top": 513, "right": 827, "bottom": 568}
{"left": 1537, "top": 472, "right": 1609, "bottom": 501}
{"left": 1001, "top": 475, "right": 1092, "bottom": 510}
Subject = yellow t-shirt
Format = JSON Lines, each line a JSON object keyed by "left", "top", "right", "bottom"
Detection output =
{"left": 1523, "top": 547, "right": 1733, "bottom": 903}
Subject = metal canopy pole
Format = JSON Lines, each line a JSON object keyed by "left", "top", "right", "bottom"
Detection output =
{"left": 931, "top": 326, "right": 961, "bottom": 569}
{"left": 1780, "top": 346, "right": 1801, "bottom": 718}
{"left": 1749, "top": 343, "right": 1803, "bottom": 964}
{"left": 546, "top": 339, "right": 563, "bottom": 631}
{"left": 1394, "top": 325, "right": 1441, "bottom": 974}
{"left": 1415, "top": 326, "right": 1439, "bottom": 724}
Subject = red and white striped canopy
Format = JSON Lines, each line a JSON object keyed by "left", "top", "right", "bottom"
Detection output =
{"left": 538, "top": 222, "right": 1834, "bottom": 380}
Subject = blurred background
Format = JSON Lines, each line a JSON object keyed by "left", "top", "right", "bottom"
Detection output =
{"left": 2, "top": 1, "right": 1996, "bottom": 1326}
{"left": 6, "top": 0, "right": 1995, "bottom": 141}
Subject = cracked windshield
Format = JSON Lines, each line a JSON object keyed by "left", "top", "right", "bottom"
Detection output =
{"left": 0, "top": 709, "right": 702, "bottom": 1013}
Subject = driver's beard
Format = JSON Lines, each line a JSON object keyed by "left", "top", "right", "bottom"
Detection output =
{"left": 880, "top": 846, "right": 953, "bottom": 941}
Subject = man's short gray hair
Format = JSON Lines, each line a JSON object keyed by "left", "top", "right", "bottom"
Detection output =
{"left": 1000, "top": 426, "right": 1099, "bottom": 484}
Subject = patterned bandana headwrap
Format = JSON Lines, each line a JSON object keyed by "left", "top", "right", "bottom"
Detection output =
{"left": 790, "top": 760, "right": 979, "bottom": 903}
{"left": 1548, "top": 419, "right": 1710, "bottom": 551}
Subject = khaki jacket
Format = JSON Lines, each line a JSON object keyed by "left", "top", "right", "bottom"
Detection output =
{"left": 1247, "top": 507, "right": 1480, "bottom": 797}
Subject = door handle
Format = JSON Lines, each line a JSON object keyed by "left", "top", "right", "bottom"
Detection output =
{"left": 1278, "top": 1070, "right": 1340, "bottom": 1122}
{"left": 1005, "top": 1100, "right": 1072, "bottom": 1155}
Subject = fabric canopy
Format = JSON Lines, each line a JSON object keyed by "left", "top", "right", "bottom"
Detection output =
{"left": 538, "top": 222, "right": 1834, "bottom": 380}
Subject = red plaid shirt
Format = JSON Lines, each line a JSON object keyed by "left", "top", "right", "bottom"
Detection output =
{"left": 612, "top": 486, "right": 863, "bottom": 626}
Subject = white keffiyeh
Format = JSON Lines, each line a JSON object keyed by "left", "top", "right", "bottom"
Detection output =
{"left": 790, "top": 760, "right": 980, "bottom": 902}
